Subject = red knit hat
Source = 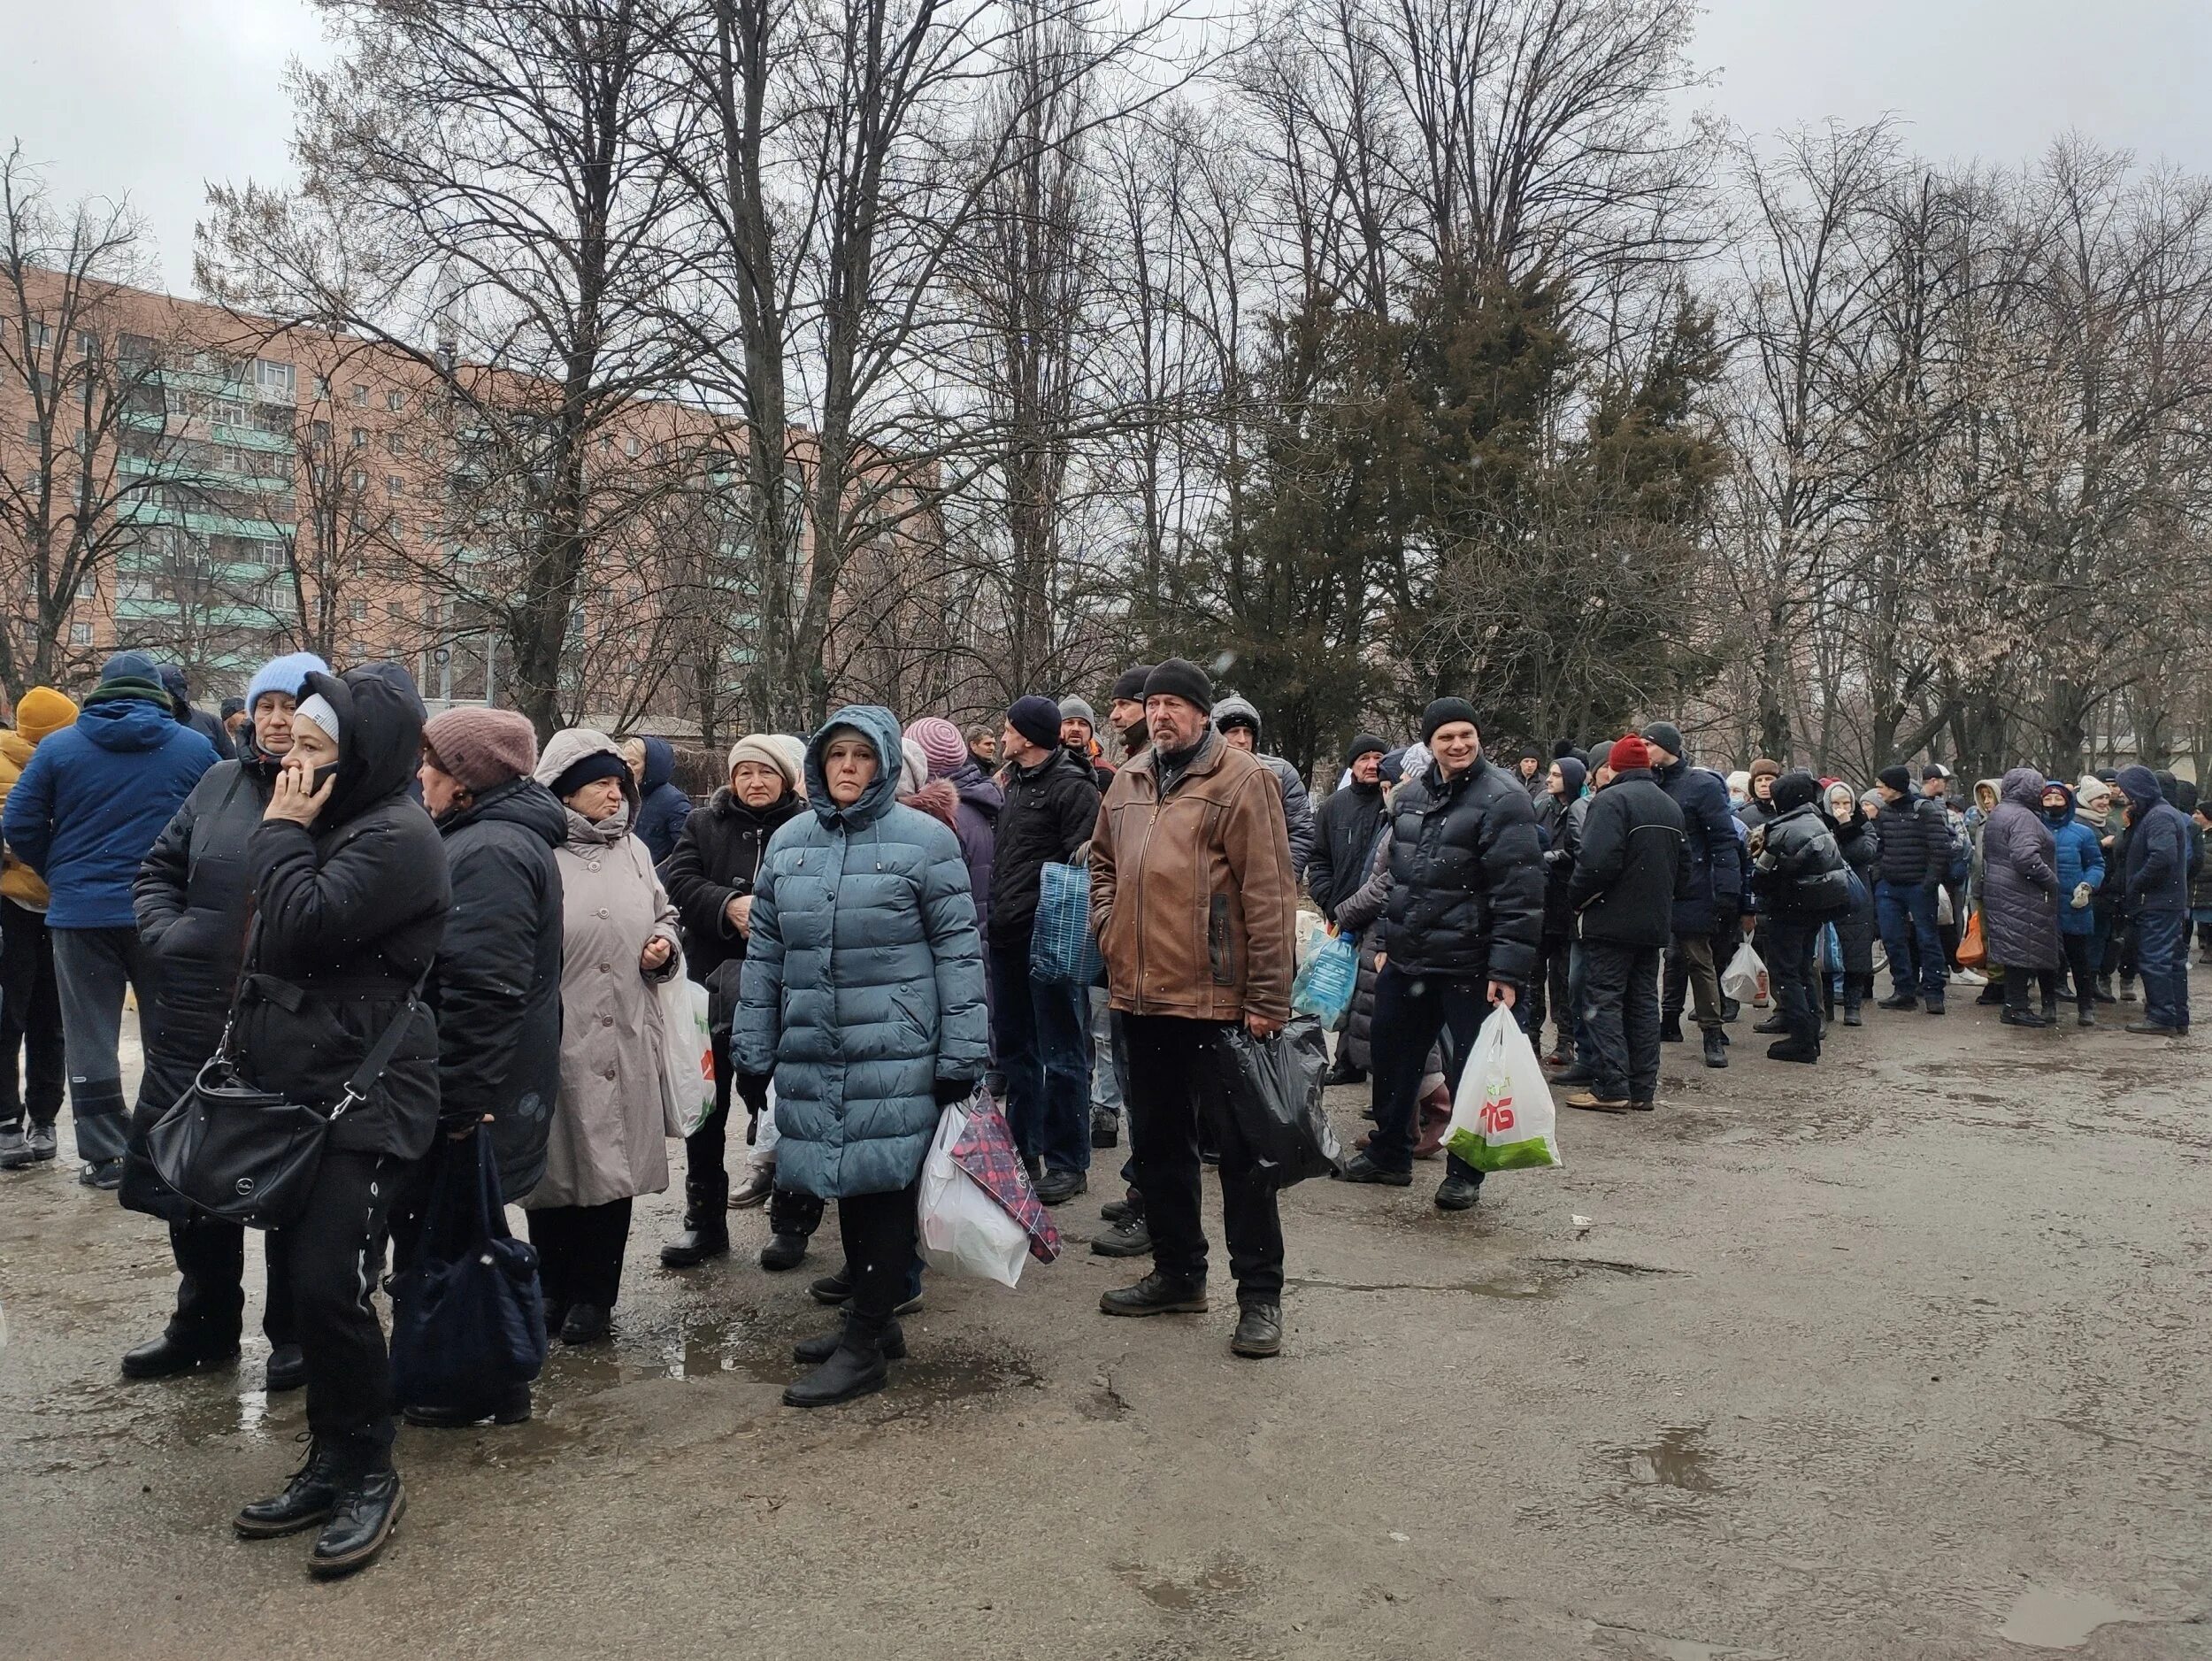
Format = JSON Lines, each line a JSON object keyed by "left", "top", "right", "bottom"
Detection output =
{"left": 1607, "top": 734, "right": 1650, "bottom": 773}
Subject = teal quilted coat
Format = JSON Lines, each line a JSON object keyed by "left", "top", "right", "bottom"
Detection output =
{"left": 733, "top": 705, "right": 988, "bottom": 1197}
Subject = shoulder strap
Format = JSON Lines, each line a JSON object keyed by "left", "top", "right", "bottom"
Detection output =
{"left": 331, "top": 972, "right": 431, "bottom": 1117}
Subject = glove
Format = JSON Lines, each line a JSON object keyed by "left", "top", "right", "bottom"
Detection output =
{"left": 933, "top": 1076, "right": 977, "bottom": 1108}
{"left": 736, "top": 1073, "right": 772, "bottom": 1116}
{"left": 2071, "top": 881, "right": 2093, "bottom": 911}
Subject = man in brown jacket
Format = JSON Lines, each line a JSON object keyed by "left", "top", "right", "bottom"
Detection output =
{"left": 1087, "top": 657, "right": 1298, "bottom": 1358}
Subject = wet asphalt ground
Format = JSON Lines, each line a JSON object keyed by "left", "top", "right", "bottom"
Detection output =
{"left": 1, "top": 975, "right": 2208, "bottom": 1661}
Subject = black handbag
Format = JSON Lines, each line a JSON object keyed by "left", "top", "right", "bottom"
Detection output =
{"left": 144, "top": 978, "right": 426, "bottom": 1231}
{"left": 387, "top": 1129, "right": 548, "bottom": 1411}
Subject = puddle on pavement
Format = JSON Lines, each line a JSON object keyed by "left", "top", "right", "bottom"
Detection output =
{"left": 1113, "top": 1557, "right": 1250, "bottom": 1611}
{"left": 1602, "top": 1426, "right": 1729, "bottom": 1503}
{"left": 1996, "top": 1588, "right": 2142, "bottom": 1649}
{"left": 1285, "top": 1272, "right": 1555, "bottom": 1300}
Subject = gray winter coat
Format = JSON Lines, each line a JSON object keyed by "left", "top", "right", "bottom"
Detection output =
{"left": 1980, "top": 766, "right": 2060, "bottom": 971}
{"left": 734, "top": 704, "right": 988, "bottom": 1200}
{"left": 1210, "top": 694, "right": 1315, "bottom": 879}
{"left": 530, "top": 729, "right": 684, "bottom": 1210}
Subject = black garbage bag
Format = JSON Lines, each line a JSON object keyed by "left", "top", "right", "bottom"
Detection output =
{"left": 1205, "top": 1015, "right": 1342, "bottom": 1188}
{"left": 388, "top": 1129, "right": 547, "bottom": 1412}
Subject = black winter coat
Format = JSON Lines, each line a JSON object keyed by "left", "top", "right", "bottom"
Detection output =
{"left": 1655, "top": 758, "right": 1743, "bottom": 934}
{"left": 1535, "top": 789, "right": 1588, "bottom": 938}
{"left": 134, "top": 751, "right": 280, "bottom": 1074}
{"left": 234, "top": 665, "right": 449, "bottom": 1163}
{"left": 1750, "top": 804, "right": 1855, "bottom": 919}
{"left": 429, "top": 777, "right": 565, "bottom": 1200}
{"left": 988, "top": 746, "right": 1100, "bottom": 950}
{"left": 1308, "top": 780, "right": 1387, "bottom": 921}
{"left": 1831, "top": 808, "right": 1879, "bottom": 973}
{"left": 1874, "top": 792, "right": 1948, "bottom": 887}
{"left": 661, "top": 787, "right": 803, "bottom": 1004}
{"left": 1380, "top": 752, "right": 1545, "bottom": 989}
{"left": 1567, "top": 769, "right": 1687, "bottom": 948}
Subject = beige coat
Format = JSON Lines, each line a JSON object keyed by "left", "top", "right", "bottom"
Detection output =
{"left": 529, "top": 800, "right": 684, "bottom": 1210}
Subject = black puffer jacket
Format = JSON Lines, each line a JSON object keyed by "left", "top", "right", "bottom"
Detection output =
{"left": 1874, "top": 791, "right": 1948, "bottom": 887}
{"left": 661, "top": 786, "right": 803, "bottom": 1002}
{"left": 1332, "top": 824, "right": 1394, "bottom": 1073}
{"left": 1567, "top": 767, "right": 1686, "bottom": 948}
{"left": 1655, "top": 758, "right": 1744, "bottom": 934}
{"left": 1308, "top": 779, "right": 1387, "bottom": 921}
{"left": 428, "top": 776, "right": 565, "bottom": 1200}
{"left": 988, "top": 744, "right": 1100, "bottom": 951}
{"left": 1830, "top": 800, "right": 1879, "bottom": 973}
{"left": 1534, "top": 759, "right": 1588, "bottom": 939}
{"left": 234, "top": 665, "right": 450, "bottom": 1162}
{"left": 1751, "top": 795, "right": 1855, "bottom": 920}
{"left": 1380, "top": 751, "right": 1545, "bottom": 989}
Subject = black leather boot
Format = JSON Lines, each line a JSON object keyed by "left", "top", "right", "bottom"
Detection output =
{"left": 234, "top": 1442, "right": 346, "bottom": 1538}
{"left": 662, "top": 1176, "right": 732, "bottom": 1268}
{"left": 123, "top": 1329, "right": 241, "bottom": 1381}
{"left": 794, "top": 1313, "right": 905, "bottom": 1364}
{"left": 783, "top": 1312, "right": 891, "bottom": 1408}
{"left": 403, "top": 1382, "right": 532, "bottom": 1428}
{"left": 1098, "top": 1273, "right": 1208, "bottom": 1317}
{"left": 265, "top": 1344, "right": 307, "bottom": 1393}
{"left": 1230, "top": 1302, "right": 1282, "bottom": 1358}
{"left": 1701, "top": 1029, "right": 1728, "bottom": 1069}
{"left": 309, "top": 1468, "right": 405, "bottom": 1578}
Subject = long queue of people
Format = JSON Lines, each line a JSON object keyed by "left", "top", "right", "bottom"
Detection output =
{"left": 0, "top": 648, "right": 2204, "bottom": 1580}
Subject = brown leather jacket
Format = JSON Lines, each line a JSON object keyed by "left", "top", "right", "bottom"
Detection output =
{"left": 1089, "top": 733, "right": 1296, "bottom": 1023}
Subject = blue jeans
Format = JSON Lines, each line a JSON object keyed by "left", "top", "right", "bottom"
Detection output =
{"left": 1875, "top": 880, "right": 1947, "bottom": 1001}
{"left": 2133, "top": 909, "right": 2190, "bottom": 1031}
{"left": 987, "top": 943, "right": 1091, "bottom": 1175}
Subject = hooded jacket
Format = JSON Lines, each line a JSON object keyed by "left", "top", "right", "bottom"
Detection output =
{"left": 2041, "top": 783, "right": 2106, "bottom": 939}
{"left": 429, "top": 777, "right": 567, "bottom": 1201}
{"left": 1653, "top": 755, "right": 1743, "bottom": 934}
{"left": 1210, "top": 694, "right": 1315, "bottom": 878}
{"left": 632, "top": 735, "right": 693, "bottom": 865}
{"left": 0, "top": 691, "right": 76, "bottom": 910}
{"left": 1979, "top": 766, "right": 2060, "bottom": 968}
{"left": 1379, "top": 750, "right": 1546, "bottom": 988}
{"left": 232, "top": 665, "right": 449, "bottom": 1160}
{"left": 1748, "top": 775, "right": 1855, "bottom": 920}
{"left": 733, "top": 705, "right": 988, "bottom": 1199}
{"left": 1535, "top": 757, "right": 1589, "bottom": 937}
{"left": 4, "top": 687, "right": 221, "bottom": 929}
{"left": 1566, "top": 766, "right": 1686, "bottom": 949}
{"left": 988, "top": 741, "right": 1100, "bottom": 952}
{"left": 1309, "top": 773, "right": 1388, "bottom": 922}
{"left": 946, "top": 758, "right": 1002, "bottom": 945}
{"left": 2116, "top": 765, "right": 2191, "bottom": 915}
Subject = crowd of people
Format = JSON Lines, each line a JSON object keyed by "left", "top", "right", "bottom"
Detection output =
{"left": 0, "top": 646, "right": 2204, "bottom": 1580}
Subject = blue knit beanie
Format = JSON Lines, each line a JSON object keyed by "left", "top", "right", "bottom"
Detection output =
{"left": 247, "top": 651, "right": 331, "bottom": 713}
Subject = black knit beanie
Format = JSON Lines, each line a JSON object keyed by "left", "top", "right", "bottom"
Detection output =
{"left": 1421, "top": 696, "right": 1479, "bottom": 742}
{"left": 1343, "top": 732, "right": 1387, "bottom": 767}
{"left": 1877, "top": 765, "right": 1912, "bottom": 796}
{"left": 1110, "top": 665, "right": 1155, "bottom": 704}
{"left": 1144, "top": 658, "right": 1214, "bottom": 714}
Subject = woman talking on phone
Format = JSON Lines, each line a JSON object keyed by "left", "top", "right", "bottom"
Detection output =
{"left": 226, "top": 664, "right": 449, "bottom": 1579}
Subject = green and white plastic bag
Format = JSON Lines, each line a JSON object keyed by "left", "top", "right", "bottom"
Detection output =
{"left": 1443, "top": 1006, "right": 1563, "bottom": 1173}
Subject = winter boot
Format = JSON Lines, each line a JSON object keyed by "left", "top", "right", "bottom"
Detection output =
{"left": 661, "top": 1179, "right": 732, "bottom": 1268}
{"left": 1090, "top": 1213, "right": 1154, "bottom": 1257}
{"left": 1878, "top": 991, "right": 1919, "bottom": 1011}
{"left": 2093, "top": 974, "right": 2116, "bottom": 1004}
{"left": 1230, "top": 1302, "right": 1282, "bottom": 1359}
{"left": 1099, "top": 1273, "right": 1209, "bottom": 1317}
{"left": 235, "top": 1441, "right": 348, "bottom": 1538}
{"left": 27, "top": 1123, "right": 57, "bottom": 1161}
{"left": 795, "top": 1312, "right": 906, "bottom": 1364}
{"left": 0, "top": 1125, "right": 30, "bottom": 1170}
{"left": 1753, "top": 1013, "right": 1790, "bottom": 1035}
{"left": 1765, "top": 1038, "right": 1820, "bottom": 1063}
{"left": 1659, "top": 1016, "right": 1685, "bottom": 1044}
{"left": 1701, "top": 1029, "right": 1728, "bottom": 1069}
{"left": 783, "top": 1312, "right": 893, "bottom": 1408}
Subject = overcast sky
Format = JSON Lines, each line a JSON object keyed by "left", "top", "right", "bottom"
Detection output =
{"left": 3, "top": 0, "right": 2207, "bottom": 294}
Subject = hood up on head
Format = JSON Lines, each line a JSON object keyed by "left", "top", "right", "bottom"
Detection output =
{"left": 1211, "top": 692, "right": 1262, "bottom": 739}
{"left": 806, "top": 704, "right": 903, "bottom": 827}
{"left": 298, "top": 664, "right": 429, "bottom": 828}
{"left": 639, "top": 734, "right": 678, "bottom": 793}
{"left": 2174, "top": 778, "right": 2199, "bottom": 816}
{"left": 2000, "top": 766, "right": 2047, "bottom": 811}
{"left": 1974, "top": 778, "right": 2001, "bottom": 810}
{"left": 2115, "top": 764, "right": 2164, "bottom": 816}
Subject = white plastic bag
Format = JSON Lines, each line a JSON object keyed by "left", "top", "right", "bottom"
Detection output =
{"left": 748, "top": 1080, "right": 780, "bottom": 1167}
{"left": 1443, "top": 1007, "right": 1562, "bottom": 1173}
{"left": 918, "top": 1101, "right": 1030, "bottom": 1286}
{"left": 657, "top": 976, "right": 716, "bottom": 1138}
{"left": 1720, "top": 942, "right": 1765, "bottom": 1006}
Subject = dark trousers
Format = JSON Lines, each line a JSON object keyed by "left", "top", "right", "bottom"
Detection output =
{"left": 1581, "top": 941, "right": 1661, "bottom": 1102}
{"left": 1768, "top": 917, "right": 1821, "bottom": 1050}
{"left": 1566, "top": 941, "right": 1595, "bottom": 1065}
{"left": 1876, "top": 880, "right": 1947, "bottom": 1001}
{"left": 987, "top": 943, "right": 1090, "bottom": 1177}
{"left": 838, "top": 1180, "right": 920, "bottom": 1323}
{"left": 0, "top": 900, "right": 64, "bottom": 1130}
{"left": 169, "top": 1216, "right": 295, "bottom": 1349}
{"left": 1663, "top": 932, "right": 1725, "bottom": 1031}
{"left": 2133, "top": 910, "right": 2190, "bottom": 1030}
{"left": 273, "top": 1151, "right": 396, "bottom": 1471}
{"left": 1123, "top": 1012, "right": 1284, "bottom": 1300}
{"left": 1525, "top": 935, "right": 1573, "bottom": 1051}
{"left": 527, "top": 1198, "right": 634, "bottom": 1312}
{"left": 1367, "top": 965, "right": 1486, "bottom": 1186}
{"left": 50, "top": 924, "right": 165, "bottom": 1164}
{"left": 680, "top": 1041, "right": 738, "bottom": 1222}
{"left": 2040, "top": 934, "right": 2099, "bottom": 1011}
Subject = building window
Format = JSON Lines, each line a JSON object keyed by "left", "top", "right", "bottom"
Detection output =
{"left": 352, "top": 384, "right": 369, "bottom": 406}
{"left": 70, "top": 622, "right": 93, "bottom": 647}
{"left": 76, "top": 330, "right": 99, "bottom": 358}
{"left": 386, "top": 433, "right": 406, "bottom": 458}
{"left": 253, "top": 358, "right": 296, "bottom": 399}
{"left": 312, "top": 374, "right": 330, "bottom": 400}
{"left": 624, "top": 435, "right": 640, "bottom": 458}
{"left": 348, "top": 599, "right": 368, "bottom": 621}
{"left": 387, "top": 389, "right": 406, "bottom": 413}
{"left": 350, "top": 427, "right": 366, "bottom": 449}
{"left": 386, "top": 473, "right": 403, "bottom": 498}
{"left": 350, "top": 469, "right": 368, "bottom": 492}
{"left": 308, "top": 419, "right": 330, "bottom": 446}
{"left": 27, "top": 319, "right": 50, "bottom": 350}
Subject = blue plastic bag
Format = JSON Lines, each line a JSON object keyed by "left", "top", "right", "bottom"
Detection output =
{"left": 1029, "top": 861, "right": 1104, "bottom": 986}
{"left": 1290, "top": 932, "right": 1358, "bottom": 1027}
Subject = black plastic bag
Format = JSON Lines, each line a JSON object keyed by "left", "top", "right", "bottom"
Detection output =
{"left": 1206, "top": 1015, "right": 1342, "bottom": 1189}
{"left": 388, "top": 1130, "right": 547, "bottom": 1412}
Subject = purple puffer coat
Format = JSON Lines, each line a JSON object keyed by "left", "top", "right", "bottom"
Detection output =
{"left": 1980, "top": 766, "right": 2060, "bottom": 970}
{"left": 948, "top": 759, "right": 1002, "bottom": 944}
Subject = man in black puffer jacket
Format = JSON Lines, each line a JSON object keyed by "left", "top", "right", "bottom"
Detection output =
{"left": 1643, "top": 721, "right": 1743, "bottom": 1069}
{"left": 1563, "top": 735, "right": 1686, "bottom": 1111}
{"left": 657, "top": 734, "right": 808, "bottom": 1265}
{"left": 123, "top": 650, "right": 327, "bottom": 1390}
{"left": 1871, "top": 763, "right": 1951, "bottom": 1012}
{"left": 1749, "top": 771, "right": 1855, "bottom": 1065}
{"left": 1335, "top": 699, "right": 1543, "bottom": 1213}
{"left": 402, "top": 706, "right": 566, "bottom": 1428}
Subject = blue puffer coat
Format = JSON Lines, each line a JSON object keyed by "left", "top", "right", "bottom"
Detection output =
{"left": 634, "top": 735, "right": 694, "bottom": 865}
{"left": 733, "top": 704, "right": 987, "bottom": 1199}
{"left": 2042, "top": 783, "right": 2105, "bottom": 937}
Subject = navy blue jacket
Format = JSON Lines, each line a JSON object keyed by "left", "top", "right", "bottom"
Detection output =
{"left": 4, "top": 695, "right": 220, "bottom": 929}
{"left": 2116, "top": 765, "right": 2191, "bottom": 915}
{"left": 1653, "top": 758, "right": 1742, "bottom": 934}
{"left": 634, "top": 735, "right": 693, "bottom": 865}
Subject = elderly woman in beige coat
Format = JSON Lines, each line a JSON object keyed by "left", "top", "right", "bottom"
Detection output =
{"left": 527, "top": 727, "right": 683, "bottom": 1345}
